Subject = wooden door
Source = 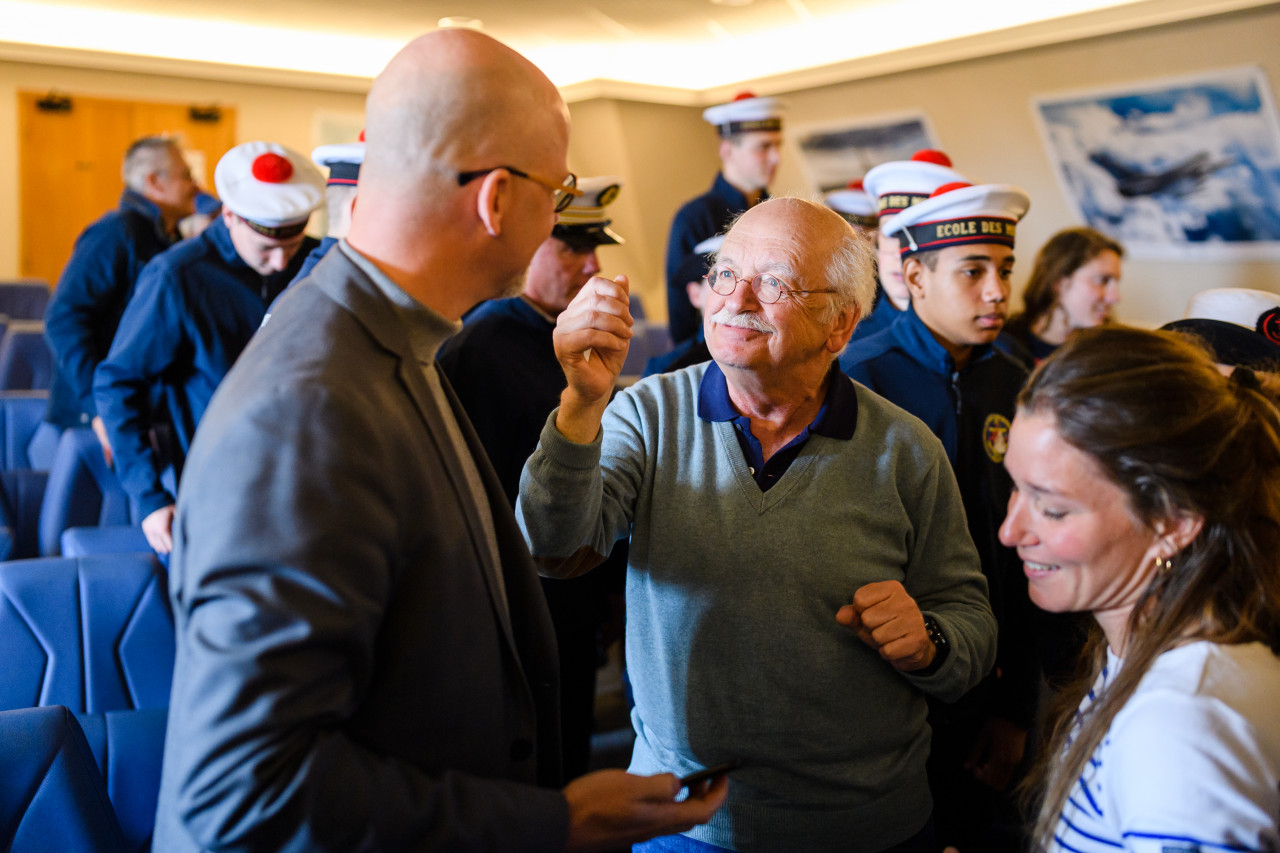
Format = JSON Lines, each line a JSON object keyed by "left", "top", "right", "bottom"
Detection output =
{"left": 17, "top": 92, "right": 237, "bottom": 287}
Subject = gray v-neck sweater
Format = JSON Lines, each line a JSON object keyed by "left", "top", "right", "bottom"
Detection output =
{"left": 518, "top": 363, "right": 996, "bottom": 852}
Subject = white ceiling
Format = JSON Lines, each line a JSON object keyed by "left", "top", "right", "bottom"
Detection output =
{"left": 0, "top": 0, "right": 1270, "bottom": 102}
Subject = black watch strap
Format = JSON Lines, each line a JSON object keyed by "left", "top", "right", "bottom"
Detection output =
{"left": 917, "top": 614, "right": 950, "bottom": 676}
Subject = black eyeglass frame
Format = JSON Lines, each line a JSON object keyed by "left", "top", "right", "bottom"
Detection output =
{"left": 703, "top": 266, "right": 837, "bottom": 305}
{"left": 456, "top": 166, "right": 582, "bottom": 212}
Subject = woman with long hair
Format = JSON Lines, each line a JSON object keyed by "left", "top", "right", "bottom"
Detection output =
{"left": 999, "top": 326, "right": 1280, "bottom": 851}
{"left": 998, "top": 228, "right": 1123, "bottom": 367}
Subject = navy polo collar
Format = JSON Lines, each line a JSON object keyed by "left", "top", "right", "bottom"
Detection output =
{"left": 697, "top": 360, "right": 858, "bottom": 440}
{"left": 893, "top": 305, "right": 997, "bottom": 376}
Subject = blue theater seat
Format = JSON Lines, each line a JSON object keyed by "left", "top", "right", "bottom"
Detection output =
{"left": 39, "top": 427, "right": 135, "bottom": 557}
{"left": 0, "top": 705, "right": 128, "bottom": 852}
{"left": 0, "top": 391, "right": 60, "bottom": 472}
{"left": 0, "top": 321, "right": 55, "bottom": 392}
{"left": 620, "top": 321, "right": 674, "bottom": 377}
{"left": 76, "top": 708, "right": 167, "bottom": 853}
{"left": 61, "top": 525, "right": 151, "bottom": 557}
{"left": 0, "top": 554, "right": 174, "bottom": 713}
{"left": 0, "top": 280, "right": 51, "bottom": 321}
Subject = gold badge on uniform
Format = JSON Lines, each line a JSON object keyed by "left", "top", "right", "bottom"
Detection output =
{"left": 983, "top": 413, "right": 1011, "bottom": 463}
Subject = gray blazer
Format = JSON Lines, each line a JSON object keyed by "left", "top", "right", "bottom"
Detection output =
{"left": 153, "top": 247, "right": 569, "bottom": 852}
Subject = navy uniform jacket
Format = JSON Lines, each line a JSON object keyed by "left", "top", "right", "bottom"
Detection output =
{"left": 437, "top": 296, "right": 566, "bottom": 505}
{"left": 437, "top": 295, "right": 620, "bottom": 619}
{"left": 840, "top": 307, "right": 1039, "bottom": 727}
{"left": 665, "top": 173, "right": 767, "bottom": 345}
{"left": 289, "top": 235, "right": 338, "bottom": 287}
{"left": 93, "top": 217, "right": 316, "bottom": 520}
{"left": 847, "top": 290, "right": 904, "bottom": 346}
{"left": 44, "top": 189, "right": 178, "bottom": 428}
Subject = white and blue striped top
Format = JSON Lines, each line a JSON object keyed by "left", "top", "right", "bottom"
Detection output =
{"left": 1051, "top": 641, "right": 1280, "bottom": 853}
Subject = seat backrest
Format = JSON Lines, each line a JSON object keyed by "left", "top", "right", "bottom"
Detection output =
{"left": 76, "top": 708, "right": 168, "bottom": 853}
{"left": 0, "top": 468, "right": 49, "bottom": 560}
{"left": 0, "top": 554, "right": 175, "bottom": 713}
{"left": 39, "top": 427, "right": 133, "bottom": 557}
{"left": 0, "top": 321, "right": 55, "bottom": 391}
{"left": 0, "top": 391, "right": 59, "bottom": 471}
{"left": 0, "top": 280, "right": 51, "bottom": 321}
{"left": 0, "top": 704, "right": 127, "bottom": 853}
{"left": 61, "top": 525, "right": 152, "bottom": 558}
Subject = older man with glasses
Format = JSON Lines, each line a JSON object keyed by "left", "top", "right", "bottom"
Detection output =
{"left": 518, "top": 196, "right": 997, "bottom": 853}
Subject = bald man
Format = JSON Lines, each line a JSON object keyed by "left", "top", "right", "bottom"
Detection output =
{"left": 153, "top": 30, "right": 725, "bottom": 852}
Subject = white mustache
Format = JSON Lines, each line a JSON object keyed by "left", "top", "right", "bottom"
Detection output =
{"left": 709, "top": 308, "right": 777, "bottom": 333}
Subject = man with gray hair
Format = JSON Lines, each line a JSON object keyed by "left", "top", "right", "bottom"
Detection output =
{"left": 519, "top": 196, "right": 997, "bottom": 852}
{"left": 153, "top": 29, "right": 725, "bottom": 852}
{"left": 44, "top": 135, "right": 197, "bottom": 446}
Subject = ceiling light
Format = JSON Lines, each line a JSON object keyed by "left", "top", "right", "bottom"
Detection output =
{"left": 437, "top": 16, "right": 483, "bottom": 30}
{"left": 709, "top": 0, "right": 755, "bottom": 6}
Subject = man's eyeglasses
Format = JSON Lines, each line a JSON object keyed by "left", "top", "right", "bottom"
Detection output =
{"left": 703, "top": 266, "right": 836, "bottom": 305}
{"left": 456, "top": 166, "right": 582, "bottom": 212}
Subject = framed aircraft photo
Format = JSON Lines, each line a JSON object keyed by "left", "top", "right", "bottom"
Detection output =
{"left": 1033, "top": 66, "right": 1280, "bottom": 260}
{"left": 792, "top": 110, "right": 940, "bottom": 195}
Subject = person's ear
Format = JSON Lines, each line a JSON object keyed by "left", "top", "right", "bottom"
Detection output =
{"left": 475, "top": 169, "right": 510, "bottom": 238}
{"left": 1153, "top": 512, "right": 1205, "bottom": 561}
{"left": 904, "top": 258, "right": 927, "bottom": 300}
{"left": 220, "top": 206, "right": 237, "bottom": 228}
{"left": 826, "top": 304, "right": 860, "bottom": 353}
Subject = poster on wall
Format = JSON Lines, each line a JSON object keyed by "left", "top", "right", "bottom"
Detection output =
{"left": 792, "top": 111, "right": 940, "bottom": 194}
{"left": 1033, "top": 66, "right": 1280, "bottom": 260}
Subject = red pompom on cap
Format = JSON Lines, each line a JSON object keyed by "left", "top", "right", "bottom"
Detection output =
{"left": 733, "top": 91, "right": 758, "bottom": 101}
{"left": 913, "top": 149, "right": 953, "bottom": 167}
{"left": 931, "top": 181, "right": 973, "bottom": 197}
{"left": 358, "top": 129, "right": 366, "bottom": 142}
{"left": 847, "top": 179, "right": 865, "bottom": 190}
{"left": 252, "top": 152, "right": 293, "bottom": 183}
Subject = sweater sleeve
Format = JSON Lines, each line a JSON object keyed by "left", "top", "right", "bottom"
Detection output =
{"left": 517, "top": 394, "right": 647, "bottom": 578}
{"left": 897, "top": 453, "right": 998, "bottom": 703}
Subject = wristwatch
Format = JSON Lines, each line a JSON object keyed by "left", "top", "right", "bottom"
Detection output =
{"left": 918, "top": 614, "right": 950, "bottom": 675}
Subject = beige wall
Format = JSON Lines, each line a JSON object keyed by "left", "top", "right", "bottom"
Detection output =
{"left": 4, "top": 5, "right": 1279, "bottom": 329}
{"left": 764, "top": 6, "right": 1280, "bottom": 328}
{"left": 0, "top": 60, "right": 367, "bottom": 281}
{"left": 567, "top": 98, "right": 720, "bottom": 319}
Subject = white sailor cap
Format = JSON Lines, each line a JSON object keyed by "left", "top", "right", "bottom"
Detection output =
{"left": 1161, "top": 288, "right": 1280, "bottom": 368}
{"left": 311, "top": 138, "right": 365, "bottom": 187}
{"left": 215, "top": 141, "right": 325, "bottom": 239}
{"left": 702, "top": 92, "right": 785, "bottom": 137}
{"left": 863, "top": 150, "right": 968, "bottom": 223}
{"left": 824, "top": 180, "right": 878, "bottom": 229}
{"left": 882, "top": 182, "right": 1031, "bottom": 258}
{"left": 553, "top": 176, "right": 625, "bottom": 248}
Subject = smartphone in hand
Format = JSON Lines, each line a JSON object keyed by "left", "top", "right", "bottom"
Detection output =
{"left": 679, "top": 759, "right": 742, "bottom": 788}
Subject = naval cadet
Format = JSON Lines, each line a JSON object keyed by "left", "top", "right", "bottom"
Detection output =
{"left": 44, "top": 136, "right": 198, "bottom": 457}
{"left": 853, "top": 150, "right": 968, "bottom": 342}
{"left": 664, "top": 92, "right": 783, "bottom": 345}
{"left": 823, "top": 179, "right": 878, "bottom": 236}
{"left": 841, "top": 182, "right": 1038, "bottom": 853}
{"left": 94, "top": 140, "right": 323, "bottom": 556}
{"left": 293, "top": 137, "right": 363, "bottom": 285}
